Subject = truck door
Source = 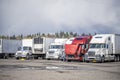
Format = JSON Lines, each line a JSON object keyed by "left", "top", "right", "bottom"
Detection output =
{"left": 106, "top": 43, "right": 113, "bottom": 61}
{"left": 107, "top": 43, "right": 113, "bottom": 55}
{"left": 106, "top": 37, "right": 113, "bottom": 55}
{"left": 77, "top": 44, "right": 82, "bottom": 56}
{"left": 105, "top": 37, "right": 113, "bottom": 60}
{"left": 77, "top": 44, "right": 85, "bottom": 57}
{"left": 105, "top": 44, "right": 109, "bottom": 56}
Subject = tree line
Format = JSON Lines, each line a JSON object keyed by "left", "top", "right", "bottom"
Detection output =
{"left": 0, "top": 31, "right": 94, "bottom": 39}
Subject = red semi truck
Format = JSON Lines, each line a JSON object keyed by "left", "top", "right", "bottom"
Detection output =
{"left": 65, "top": 36, "right": 92, "bottom": 61}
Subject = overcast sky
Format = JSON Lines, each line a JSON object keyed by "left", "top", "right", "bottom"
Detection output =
{"left": 0, "top": 0, "right": 120, "bottom": 35}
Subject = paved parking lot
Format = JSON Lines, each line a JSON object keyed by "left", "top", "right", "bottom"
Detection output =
{"left": 0, "top": 59, "right": 120, "bottom": 80}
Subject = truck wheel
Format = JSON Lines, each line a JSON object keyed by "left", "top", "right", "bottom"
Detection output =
{"left": 118, "top": 56, "right": 120, "bottom": 61}
{"left": 86, "top": 61, "right": 90, "bottom": 63}
{"left": 114, "top": 56, "right": 117, "bottom": 62}
{"left": 34, "top": 57, "right": 38, "bottom": 59}
{"left": 42, "top": 56, "right": 45, "bottom": 59}
{"left": 61, "top": 58, "right": 66, "bottom": 62}
{"left": 115, "top": 56, "right": 120, "bottom": 62}
{"left": 30, "top": 55, "right": 34, "bottom": 60}
{"left": 118, "top": 56, "right": 120, "bottom": 62}
{"left": 66, "top": 60, "right": 71, "bottom": 62}
{"left": 117, "top": 56, "right": 120, "bottom": 62}
{"left": 46, "top": 58, "right": 51, "bottom": 60}
{"left": 16, "top": 57, "right": 19, "bottom": 60}
{"left": 26, "top": 54, "right": 30, "bottom": 60}
{"left": 4, "top": 54, "right": 8, "bottom": 59}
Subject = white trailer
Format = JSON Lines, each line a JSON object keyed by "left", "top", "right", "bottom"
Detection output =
{"left": 46, "top": 38, "right": 68, "bottom": 60}
{"left": 22, "top": 39, "right": 33, "bottom": 47}
{"left": 33, "top": 37, "right": 55, "bottom": 59}
{"left": 84, "top": 34, "right": 120, "bottom": 62}
{"left": 0, "top": 39, "right": 22, "bottom": 59}
{"left": 15, "top": 37, "right": 55, "bottom": 59}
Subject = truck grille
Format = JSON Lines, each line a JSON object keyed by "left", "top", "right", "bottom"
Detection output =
{"left": 34, "top": 49, "right": 43, "bottom": 53}
{"left": 49, "top": 51, "right": 54, "bottom": 54}
{"left": 17, "top": 53, "right": 22, "bottom": 56}
{"left": 88, "top": 51, "right": 95, "bottom": 57}
{"left": 18, "top": 53, "right": 22, "bottom": 55}
{"left": 67, "top": 55, "right": 74, "bottom": 58}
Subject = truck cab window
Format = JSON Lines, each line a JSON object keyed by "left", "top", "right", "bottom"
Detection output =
{"left": 50, "top": 45, "right": 63, "bottom": 49}
{"left": 29, "top": 47, "right": 32, "bottom": 50}
{"left": 90, "top": 44, "right": 106, "bottom": 48}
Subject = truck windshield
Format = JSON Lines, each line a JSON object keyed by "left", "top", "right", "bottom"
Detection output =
{"left": 23, "top": 47, "right": 31, "bottom": 50}
{"left": 50, "top": 45, "right": 63, "bottom": 49}
{"left": 90, "top": 44, "right": 106, "bottom": 48}
{"left": 18, "top": 47, "right": 31, "bottom": 51}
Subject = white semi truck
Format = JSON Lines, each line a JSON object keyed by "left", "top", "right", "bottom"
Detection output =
{"left": 46, "top": 38, "right": 68, "bottom": 60}
{"left": 15, "top": 37, "right": 55, "bottom": 59}
{"left": 15, "top": 39, "right": 33, "bottom": 59}
{"left": 84, "top": 34, "right": 120, "bottom": 62}
{"left": 0, "top": 39, "right": 22, "bottom": 59}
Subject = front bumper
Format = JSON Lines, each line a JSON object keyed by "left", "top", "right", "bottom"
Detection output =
{"left": 46, "top": 53, "right": 59, "bottom": 59}
{"left": 15, "top": 53, "right": 27, "bottom": 58}
{"left": 47, "top": 55, "right": 59, "bottom": 59}
{"left": 85, "top": 55, "right": 101, "bottom": 62}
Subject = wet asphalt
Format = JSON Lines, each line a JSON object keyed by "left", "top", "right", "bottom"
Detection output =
{"left": 0, "top": 59, "right": 120, "bottom": 80}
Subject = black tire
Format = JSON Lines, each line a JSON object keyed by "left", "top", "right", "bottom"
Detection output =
{"left": 86, "top": 61, "right": 89, "bottom": 63}
{"left": 84, "top": 60, "right": 89, "bottom": 63}
{"left": 42, "top": 56, "right": 45, "bottom": 59}
{"left": 4, "top": 54, "right": 8, "bottom": 59}
{"left": 117, "top": 56, "right": 120, "bottom": 62}
{"left": 114, "top": 56, "right": 117, "bottom": 62}
{"left": 114, "top": 56, "right": 120, "bottom": 62}
{"left": 26, "top": 54, "right": 30, "bottom": 60}
{"left": 46, "top": 58, "right": 51, "bottom": 60}
{"left": 16, "top": 57, "right": 19, "bottom": 60}
{"left": 34, "top": 57, "right": 38, "bottom": 59}
{"left": 118, "top": 56, "right": 120, "bottom": 61}
{"left": 66, "top": 59, "right": 71, "bottom": 62}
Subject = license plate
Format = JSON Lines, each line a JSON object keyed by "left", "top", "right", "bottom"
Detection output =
{"left": 92, "top": 59, "right": 96, "bottom": 62}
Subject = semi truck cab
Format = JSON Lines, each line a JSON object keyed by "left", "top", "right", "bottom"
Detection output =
{"left": 85, "top": 34, "right": 114, "bottom": 62}
{"left": 15, "top": 46, "right": 32, "bottom": 59}
{"left": 46, "top": 43, "right": 64, "bottom": 59}
{"left": 65, "top": 36, "right": 92, "bottom": 61}
{"left": 46, "top": 39, "right": 67, "bottom": 60}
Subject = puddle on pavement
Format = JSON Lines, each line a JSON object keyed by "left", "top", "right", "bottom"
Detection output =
{"left": 0, "top": 65, "right": 95, "bottom": 71}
